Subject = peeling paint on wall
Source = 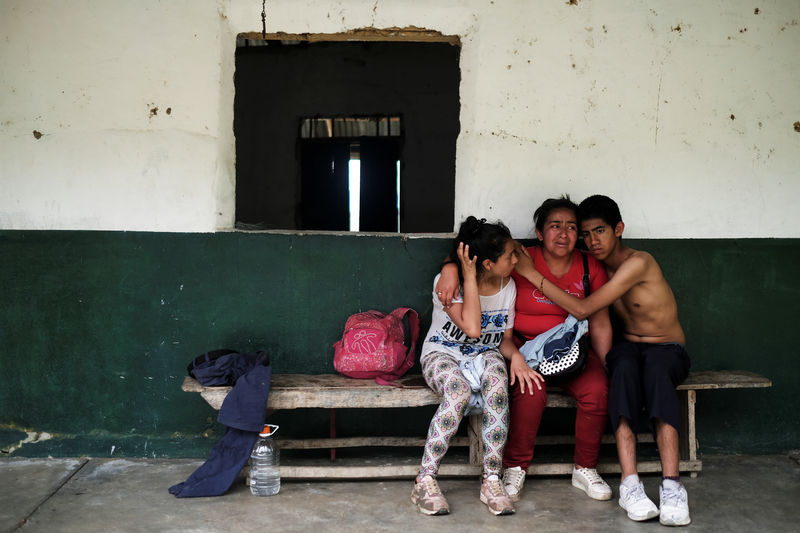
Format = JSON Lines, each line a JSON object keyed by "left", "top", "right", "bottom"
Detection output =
{"left": 2, "top": 431, "right": 54, "bottom": 455}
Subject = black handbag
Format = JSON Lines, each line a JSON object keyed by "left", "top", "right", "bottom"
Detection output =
{"left": 536, "top": 252, "right": 591, "bottom": 385}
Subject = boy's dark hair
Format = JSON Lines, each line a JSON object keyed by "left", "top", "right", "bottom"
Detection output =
{"left": 533, "top": 195, "right": 579, "bottom": 233}
{"left": 452, "top": 216, "right": 512, "bottom": 282}
{"left": 578, "top": 194, "right": 623, "bottom": 227}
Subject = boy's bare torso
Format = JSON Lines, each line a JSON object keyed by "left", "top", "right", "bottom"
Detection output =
{"left": 608, "top": 250, "right": 686, "bottom": 345}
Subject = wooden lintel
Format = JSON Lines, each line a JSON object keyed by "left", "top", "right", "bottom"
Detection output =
{"left": 239, "top": 27, "right": 461, "bottom": 46}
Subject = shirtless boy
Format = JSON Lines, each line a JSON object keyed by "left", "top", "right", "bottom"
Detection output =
{"left": 514, "top": 195, "right": 691, "bottom": 526}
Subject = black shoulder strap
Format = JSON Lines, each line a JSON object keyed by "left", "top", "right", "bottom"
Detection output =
{"left": 581, "top": 251, "right": 591, "bottom": 297}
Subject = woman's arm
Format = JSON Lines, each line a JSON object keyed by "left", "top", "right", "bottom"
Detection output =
{"left": 435, "top": 262, "right": 459, "bottom": 308}
{"left": 499, "top": 329, "right": 543, "bottom": 395}
{"left": 443, "top": 243, "right": 482, "bottom": 338}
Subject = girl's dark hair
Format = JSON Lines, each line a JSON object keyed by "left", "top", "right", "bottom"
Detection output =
{"left": 533, "top": 195, "right": 579, "bottom": 233}
{"left": 451, "top": 216, "right": 512, "bottom": 281}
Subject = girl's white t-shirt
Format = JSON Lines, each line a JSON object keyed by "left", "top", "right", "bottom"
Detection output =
{"left": 421, "top": 274, "right": 516, "bottom": 364}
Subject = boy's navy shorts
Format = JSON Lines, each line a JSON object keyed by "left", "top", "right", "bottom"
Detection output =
{"left": 606, "top": 341, "right": 691, "bottom": 433}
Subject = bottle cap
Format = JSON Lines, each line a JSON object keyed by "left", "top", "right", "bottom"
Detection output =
{"left": 258, "top": 424, "right": 279, "bottom": 437}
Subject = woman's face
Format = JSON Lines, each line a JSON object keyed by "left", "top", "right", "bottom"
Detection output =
{"left": 536, "top": 208, "right": 578, "bottom": 258}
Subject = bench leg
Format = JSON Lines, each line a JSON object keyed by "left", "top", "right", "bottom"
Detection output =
{"left": 679, "top": 391, "right": 689, "bottom": 461}
{"left": 468, "top": 414, "right": 483, "bottom": 466}
{"left": 679, "top": 389, "right": 700, "bottom": 477}
{"left": 329, "top": 408, "right": 336, "bottom": 462}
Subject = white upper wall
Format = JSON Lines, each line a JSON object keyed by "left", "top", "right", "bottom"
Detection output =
{"left": 1, "top": 0, "right": 798, "bottom": 237}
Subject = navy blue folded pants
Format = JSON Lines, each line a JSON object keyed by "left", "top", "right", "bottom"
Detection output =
{"left": 169, "top": 354, "right": 271, "bottom": 498}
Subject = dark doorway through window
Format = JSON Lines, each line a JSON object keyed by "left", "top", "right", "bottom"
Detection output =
{"left": 234, "top": 39, "right": 460, "bottom": 232}
{"left": 299, "top": 116, "right": 401, "bottom": 232}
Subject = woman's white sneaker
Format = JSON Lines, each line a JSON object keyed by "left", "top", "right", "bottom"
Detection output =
{"left": 659, "top": 480, "right": 691, "bottom": 526}
{"left": 571, "top": 467, "right": 612, "bottom": 500}
{"left": 619, "top": 479, "right": 659, "bottom": 521}
{"left": 501, "top": 466, "right": 526, "bottom": 502}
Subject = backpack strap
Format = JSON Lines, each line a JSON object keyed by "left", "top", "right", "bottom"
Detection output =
{"left": 375, "top": 307, "right": 420, "bottom": 386}
{"left": 581, "top": 251, "right": 591, "bottom": 297}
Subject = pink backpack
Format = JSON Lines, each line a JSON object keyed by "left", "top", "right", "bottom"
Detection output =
{"left": 333, "top": 308, "right": 420, "bottom": 385}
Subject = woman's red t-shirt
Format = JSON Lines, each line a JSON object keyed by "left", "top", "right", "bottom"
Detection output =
{"left": 511, "top": 246, "right": 609, "bottom": 341}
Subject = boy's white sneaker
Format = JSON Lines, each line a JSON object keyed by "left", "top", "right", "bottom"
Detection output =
{"left": 659, "top": 480, "right": 691, "bottom": 526}
{"left": 619, "top": 479, "right": 659, "bottom": 521}
{"left": 571, "top": 467, "right": 612, "bottom": 500}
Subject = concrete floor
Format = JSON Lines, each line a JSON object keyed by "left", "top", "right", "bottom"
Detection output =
{"left": 1, "top": 454, "right": 799, "bottom": 533}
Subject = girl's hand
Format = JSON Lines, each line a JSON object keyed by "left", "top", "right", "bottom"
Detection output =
{"left": 456, "top": 242, "right": 477, "bottom": 279}
{"left": 435, "top": 263, "right": 460, "bottom": 308}
{"left": 509, "top": 352, "right": 544, "bottom": 395}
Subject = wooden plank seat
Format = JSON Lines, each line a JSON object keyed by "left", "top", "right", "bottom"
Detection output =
{"left": 181, "top": 370, "right": 771, "bottom": 479}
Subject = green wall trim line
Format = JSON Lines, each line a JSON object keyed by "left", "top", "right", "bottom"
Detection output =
{"left": 1, "top": 231, "right": 797, "bottom": 457}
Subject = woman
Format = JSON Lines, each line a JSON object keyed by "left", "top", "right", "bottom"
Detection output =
{"left": 436, "top": 196, "right": 613, "bottom": 503}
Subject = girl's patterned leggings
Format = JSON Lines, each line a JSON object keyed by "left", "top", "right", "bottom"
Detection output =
{"left": 419, "top": 349, "right": 509, "bottom": 478}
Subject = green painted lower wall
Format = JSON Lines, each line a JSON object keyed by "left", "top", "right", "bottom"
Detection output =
{"left": 0, "top": 231, "right": 796, "bottom": 458}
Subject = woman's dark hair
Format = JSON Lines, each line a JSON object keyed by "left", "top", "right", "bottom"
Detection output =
{"left": 533, "top": 194, "right": 579, "bottom": 233}
{"left": 451, "top": 216, "right": 512, "bottom": 281}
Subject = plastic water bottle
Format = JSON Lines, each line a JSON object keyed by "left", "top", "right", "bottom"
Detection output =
{"left": 250, "top": 424, "right": 280, "bottom": 496}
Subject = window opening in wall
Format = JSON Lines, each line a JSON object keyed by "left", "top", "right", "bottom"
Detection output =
{"left": 234, "top": 39, "right": 460, "bottom": 233}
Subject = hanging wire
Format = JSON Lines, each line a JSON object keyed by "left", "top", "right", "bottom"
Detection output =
{"left": 261, "top": 0, "right": 267, "bottom": 39}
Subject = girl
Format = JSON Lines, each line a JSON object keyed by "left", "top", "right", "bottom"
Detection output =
{"left": 411, "top": 216, "right": 524, "bottom": 516}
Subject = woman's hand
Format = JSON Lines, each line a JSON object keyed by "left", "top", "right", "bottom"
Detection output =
{"left": 509, "top": 352, "right": 544, "bottom": 395}
{"left": 435, "top": 263, "right": 460, "bottom": 308}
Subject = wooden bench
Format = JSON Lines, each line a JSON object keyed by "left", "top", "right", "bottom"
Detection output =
{"left": 181, "top": 370, "right": 771, "bottom": 479}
